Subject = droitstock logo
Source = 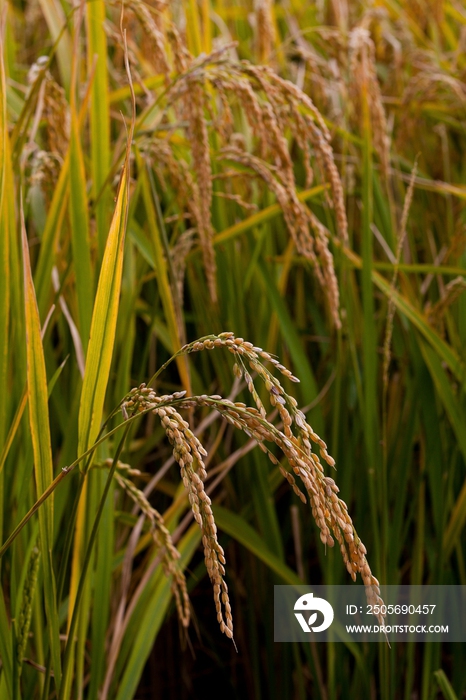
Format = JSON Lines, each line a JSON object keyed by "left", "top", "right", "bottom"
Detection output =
{"left": 276, "top": 585, "right": 463, "bottom": 642}
{"left": 294, "top": 592, "right": 334, "bottom": 633}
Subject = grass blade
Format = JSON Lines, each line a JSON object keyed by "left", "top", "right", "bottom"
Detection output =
{"left": 21, "top": 202, "right": 62, "bottom": 690}
{"left": 68, "top": 109, "right": 93, "bottom": 353}
{"left": 68, "top": 5, "right": 93, "bottom": 353}
{"left": 86, "top": 0, "right": 111, "bottom": 262}
{"left": 342, "top": 245, "right": 466, "bottom": 390}
{"left": 0, "top": 588, "right": 12, "bottom": 699}
{"left": 138, "top": 153, "right": 191, "bottom": 394}
{"left": 0, "top": 25, "right": 11, "bottom": 547}
{"left": 77, "top": 103, "right": 133, "bottom": 459}
{"left": 37, "top": 0, "right": 72, "bottom": 89}
{"left": 434, "top": 670, "right": 459, "bottom": 700}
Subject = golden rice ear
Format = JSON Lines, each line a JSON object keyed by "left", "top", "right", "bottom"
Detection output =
{"left": 115, "top": 467, "right": 190, "bottom": 628}
{"left": 136, "top": 34, "right": 349, "bottom": 321}
{"left": 153, "top": 400, "right": 233, "bottom": 639}
{"left": 185, "top": 76, "right": 217, "bottom": 302}
{"left": 254, "top": 0, "right": 277, "bottom": 64}
{"left": 130, "top": 0, "right": 171, "bottom": 81}
{"left": 218, "top": 146, "right": 341, "bottom": 327}
{"left": 124, "top": 333, "right": 386, "bottom": 639}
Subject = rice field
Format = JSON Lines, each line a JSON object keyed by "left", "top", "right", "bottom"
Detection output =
{"left": 1, "top": 0, "right": 466, "bottom": 698}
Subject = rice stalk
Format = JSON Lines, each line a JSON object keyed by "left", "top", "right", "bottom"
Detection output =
{"left": 126, "top": 28, "right": 347, "bottom": 322}
{"left": 254, "top": 0, "right": 277, "bottom": 64}
{"left": 349, "top": 26, "right": 390, "bottom": 182}
{"left": 114, "top": 463, "right": 190, "bottom": 628}
{"left": 121, "top": 333, "right": 386, "bottom": 636}
{"left": 382, "top": 160, "right": 417, "bottom": 391}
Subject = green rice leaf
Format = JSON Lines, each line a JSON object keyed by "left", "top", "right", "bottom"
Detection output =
{"left": 86, "top": 0, "right": 111, "bottom": 262}
{"left": 21, "top": 203, "right": 62, "bottom": 690}
{"left": 69, "top": 109, "right": 93, "bottom": 354}
{"left": 434, "top": 670, "right": 460, "bottom": 700}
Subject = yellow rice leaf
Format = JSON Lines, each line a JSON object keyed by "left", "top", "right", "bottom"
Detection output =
{"left": 77, "top": 28, "right": 135, "bottom": 460}
{"left": 21, "top": 204, "right": 62, "bottom": 687}
{"left": 77, "top": 145, "right": 131, "bottom": 460}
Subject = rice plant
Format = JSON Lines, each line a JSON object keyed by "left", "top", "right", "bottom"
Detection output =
{"left": 1, "top": 0, "right": 465, "bottom": 698}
